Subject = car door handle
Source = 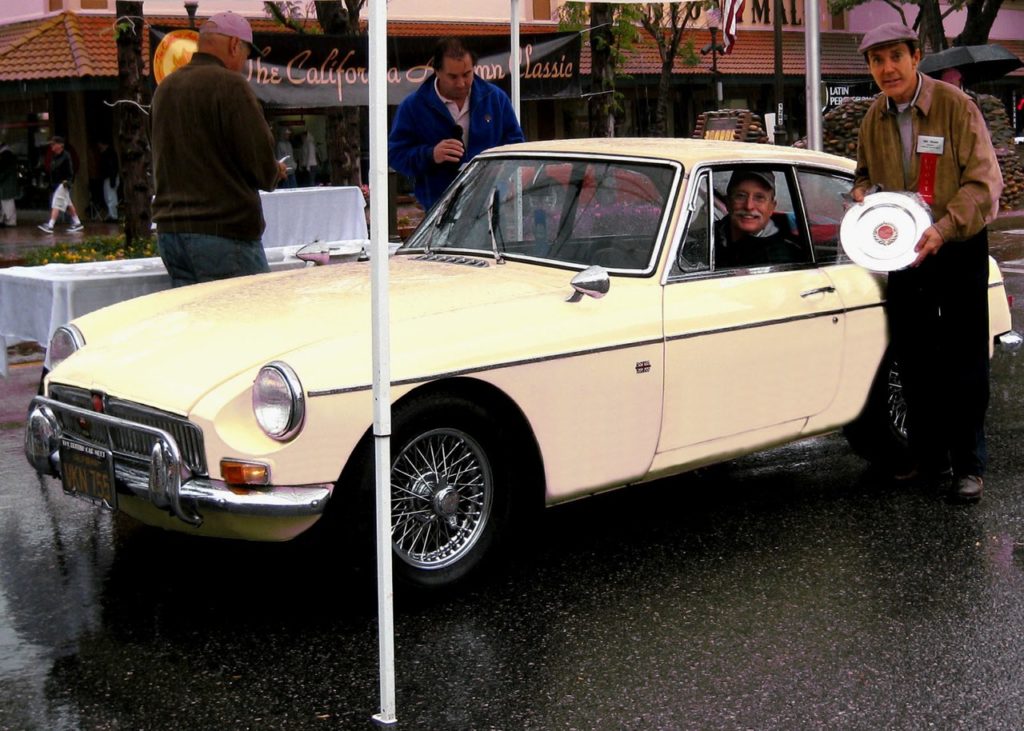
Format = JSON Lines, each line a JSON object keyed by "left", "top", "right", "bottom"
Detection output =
{"left": 800, "top": 286, "right": 836, "bottom": 298}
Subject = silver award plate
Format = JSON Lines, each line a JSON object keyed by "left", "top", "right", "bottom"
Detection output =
{"left": 840, "top": 192, "right": 932, "bottom": 272}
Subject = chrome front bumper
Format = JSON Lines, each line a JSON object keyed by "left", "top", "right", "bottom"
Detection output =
{"left": 25, "top": 396, "right": 331, "bottom": 528}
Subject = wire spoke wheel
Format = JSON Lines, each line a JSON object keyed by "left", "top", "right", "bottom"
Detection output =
{"left": 390, "top": 427, "right": 493, "bottom": 572}
{"left": 843, "top": 352, "right": 911, "bottom": 469}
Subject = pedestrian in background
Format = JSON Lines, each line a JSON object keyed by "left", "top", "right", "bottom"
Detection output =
{"left": 275, "top": 127, "right": 297, "bottom": 189}
{"left": 851, "top": 23, "right": 1002, "bottom": 501}
{"left": 37, "top": 136, "right": 84, "bottom": 234}
{"left": 299, "top": 131, "right": 319, "bottom": 187}
{"left": 97, "top": 140, "right": 119, "bottom": 222}
{"left": 0, "top": 140, "right": 17, "bottom": 227}
{"left": 151, "top": 11, "right": 286, "bottom": 287}
{"left": 388, "top": 36, "right": 524, "bottom": 210}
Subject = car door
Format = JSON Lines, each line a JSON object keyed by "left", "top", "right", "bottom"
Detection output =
{"left": 657, "top": 165, "right": 846, "bottom": 459}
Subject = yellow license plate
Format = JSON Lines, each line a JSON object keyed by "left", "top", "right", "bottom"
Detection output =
{"left": 59, "top": 437, "right": 117, "bottom": 510}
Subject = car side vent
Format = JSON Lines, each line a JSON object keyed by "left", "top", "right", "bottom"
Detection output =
{"left": 413, "top": 254, "right": 489, "bottom": 268}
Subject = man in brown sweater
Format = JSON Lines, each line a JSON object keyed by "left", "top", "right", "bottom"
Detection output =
{"left": 152, "top": 11, "right": 285, "bottom": 287}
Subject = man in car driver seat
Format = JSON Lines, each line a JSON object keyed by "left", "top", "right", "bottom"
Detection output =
{"left": 715, "top": 169, "right": 802, "bottom": 268}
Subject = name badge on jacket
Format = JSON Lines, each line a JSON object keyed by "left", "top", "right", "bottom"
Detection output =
{"left": 916, "top": 135, "right": 945, "bottom": 155}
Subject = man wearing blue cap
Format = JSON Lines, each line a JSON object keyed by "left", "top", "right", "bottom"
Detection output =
{"left": 850, "top": 22, "right": 1002, "bottom": 501}
{"left": 152, "top": 11, "right": 286, "bottom": 286}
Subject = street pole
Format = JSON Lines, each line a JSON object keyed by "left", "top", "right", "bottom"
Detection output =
{"left": 712, "top": 27, "right": 722, "bottom": 108}
{"left": 703, "top": 7, "right": 724, "bottom": 111}
{"left": 804, "top": 0, "right": 823, "bottom": 150}
{"left": 773, "top": 0, "right": 787, "bottom": 144}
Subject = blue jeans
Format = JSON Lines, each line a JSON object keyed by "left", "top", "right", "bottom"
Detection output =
{"left": 158, "top": 232, "right": 270, "bottom": 288}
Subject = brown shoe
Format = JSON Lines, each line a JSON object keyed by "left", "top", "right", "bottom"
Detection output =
{"left": 953, "top": 475, "right": 983, "bottom": 502}
{"left": 893, "top": 464, "right": 952, "bottom": 487}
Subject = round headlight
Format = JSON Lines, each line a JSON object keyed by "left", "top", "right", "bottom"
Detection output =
{"left": 46, "top": 325, "right": 84, "bottom": 371}
{"left": 252, "top": 362, "right": 305, "bottom": 441}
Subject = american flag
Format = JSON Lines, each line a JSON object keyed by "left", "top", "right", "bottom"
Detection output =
{"left": 720, "top": 0, "right": 745, "bottom": 55}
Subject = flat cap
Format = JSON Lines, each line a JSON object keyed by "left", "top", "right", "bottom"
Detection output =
{"left": 727, "top": 169, "right": 775, "bottom": 192}
{"left": 858, "top": 22, "right": 917, "bottom": 54}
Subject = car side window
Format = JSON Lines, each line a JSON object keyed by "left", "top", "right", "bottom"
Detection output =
{"left": 673, "top": 171, "right": 711, "bottom": 275}
{"left": 796, "top": 170, "right": 853, "bottom": 265}
{"left": 711, "top": 166, "right": 811, "bottom": 271}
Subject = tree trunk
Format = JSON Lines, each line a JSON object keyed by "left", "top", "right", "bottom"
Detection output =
{"left": 588, "top": 4, "right": 615, "bottom": 137}
{"left": 915, "top": 0, "right": 947, "bottom": 55}
{"left": 955, "top": 0, "right": 1004, "bottom": 46}
{"left": 113, "top": 1, "right": 152, "bottom": 247}
{"left": 316, "top": 0, "right": 364, "bottom": 186}
{"left": 637, "top": 4, "right": 689, "bottom": 138}
{"left": 654, "top": 56, "right": 674, "bottom": 137}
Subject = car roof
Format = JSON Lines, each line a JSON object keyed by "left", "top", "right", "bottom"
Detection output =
{"left": 484, "top": 138, "right": 856, "bottom": 173}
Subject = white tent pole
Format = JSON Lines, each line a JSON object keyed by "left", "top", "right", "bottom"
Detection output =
{"left": 368, "top": 0, "right": 397, "bottom": 726}
{"left": 511, "top": 0, "right": 521, "bottom": 120}
{"left": 804, "top": 0, "right": 823, "bottom": 150}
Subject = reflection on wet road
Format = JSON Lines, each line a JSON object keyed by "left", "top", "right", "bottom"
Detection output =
{"left": 1, "top": 243, "right": 1023, "bottom": 729}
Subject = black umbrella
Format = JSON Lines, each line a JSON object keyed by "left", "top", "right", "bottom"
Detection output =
{"left": 918, "top": 43, "right": 1023, "bottom": 86}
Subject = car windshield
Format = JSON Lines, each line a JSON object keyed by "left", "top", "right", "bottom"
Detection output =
{"left": 404, "top": 156, "right": 677, "bottom": 271}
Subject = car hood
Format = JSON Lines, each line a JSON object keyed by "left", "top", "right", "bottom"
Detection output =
{"left": 50, "top": 255, "right": 580, "bottom": 413}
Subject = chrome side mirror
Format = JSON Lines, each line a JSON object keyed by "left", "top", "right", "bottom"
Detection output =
{"left": 567, "top": 265, "right": 610, "bottom": 303}
{"left": 295, "top": 242, "right": 365, "bottom": 266}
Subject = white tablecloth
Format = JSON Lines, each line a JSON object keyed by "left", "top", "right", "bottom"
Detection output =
{"left": 0, "top": 185, "right": 369, "bottom": 377}
{"left": 260, "top": 186, "right": 368, "bottom": 248}
{"left": 0, "top": 246, "right": 310, "bottom": 377}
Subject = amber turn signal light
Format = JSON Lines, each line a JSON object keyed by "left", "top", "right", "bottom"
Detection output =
{"left": 220, "top": 459, "right": 270, "bottom": 486}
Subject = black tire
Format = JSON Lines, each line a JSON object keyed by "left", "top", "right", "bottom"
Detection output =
{"left": 355, "top": 393, "right": 514, "bottom": 592}
{"left": 843, "top": 352, "right": 910, "bottom": 469}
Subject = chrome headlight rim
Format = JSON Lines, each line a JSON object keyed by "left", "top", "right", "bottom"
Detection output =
{"left": 252, "top": 361, "right": 305, "bottom": 442}
{"left": 45, "top": 324, "right": 85, "bottom": 371}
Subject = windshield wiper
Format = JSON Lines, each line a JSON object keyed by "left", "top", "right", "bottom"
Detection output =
{"left": 425, "top": 182, "right": 465, "bottom": 255}
{"left": 487, "top": 188, "right": 505, "bottom": 265}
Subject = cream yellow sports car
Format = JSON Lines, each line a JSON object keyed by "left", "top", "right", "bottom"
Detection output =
{"left": 24, "top": 139, "right": 1017, "bottom": 590}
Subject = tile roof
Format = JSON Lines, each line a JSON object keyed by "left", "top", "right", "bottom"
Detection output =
{"left": 0, "top": 13, "right": 559, "bottom": 83}
{"left": 0, "top": 12, "right": 1019, "bottom": 85}
{"left": 996, "top": 39, "right": 1024, "bottom": 76}
{"left": 587, "top": 29, "right": 870, "bottom": 78}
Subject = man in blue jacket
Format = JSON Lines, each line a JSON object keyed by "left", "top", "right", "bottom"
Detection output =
{"left": 389, "top": 37, "right": 524, "bottom": 210}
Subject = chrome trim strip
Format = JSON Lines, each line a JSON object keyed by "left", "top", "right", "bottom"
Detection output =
{"left": 308, "top": 338, "right": 664, "bottom": 397}
{"left": 309, "top": 302, "right": 884, "bottom": 398}
{"left": 665, "top": 306, "right": 854, "bottom": 343}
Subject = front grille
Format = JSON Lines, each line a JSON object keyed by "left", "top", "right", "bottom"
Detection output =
{"left": 49, "top": 384, "right": 208, "bottom": 475}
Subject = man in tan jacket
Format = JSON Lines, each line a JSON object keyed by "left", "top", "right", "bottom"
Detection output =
{"left": 851, "top": 23, "right": 1003, "bottom": 502}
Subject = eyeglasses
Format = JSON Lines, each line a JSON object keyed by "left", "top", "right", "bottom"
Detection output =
{"left": 729, "top": 191, "right": 773, "bottom": 205}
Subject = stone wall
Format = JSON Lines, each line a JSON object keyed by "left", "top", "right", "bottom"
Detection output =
{"left": 799, "top": 94, "right": 1024, "bottom": 210}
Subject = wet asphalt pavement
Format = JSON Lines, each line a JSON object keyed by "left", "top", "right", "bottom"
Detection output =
{"left": 2, "top": 232, "right": 1024, "bottom": 730}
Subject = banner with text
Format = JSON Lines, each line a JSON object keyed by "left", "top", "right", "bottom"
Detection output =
{"left": 822, "top": 80, "right": 877, "bottom": 113}
{"left": 150, "top": 29, "right": 581, "bottom": 107}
